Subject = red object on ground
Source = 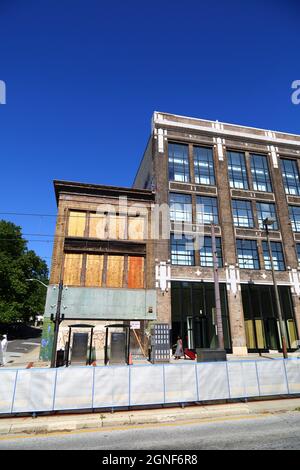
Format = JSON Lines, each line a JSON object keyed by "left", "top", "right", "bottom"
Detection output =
{"left": 184, "top": 348, "right": 196, "bottom": 360}
{"left": 129, "top": 353, "right": 133, "bottom": 365}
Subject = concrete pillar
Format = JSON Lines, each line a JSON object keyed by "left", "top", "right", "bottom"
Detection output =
{"left": 227, "top": 289, "right": 248, "bottom": 356}
{"left": 216, "top": 149, "right": 248, "bottom": 355}
{"left": 291, "top": 293, "right": 300, "bottom": 344}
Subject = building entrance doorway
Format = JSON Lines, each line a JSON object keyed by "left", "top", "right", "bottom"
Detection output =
{"left": 242, "top": 284, "right": 298, "bottom": 352}
{"left": 65, "top": 324, "right": 95, "bottom": 366}
{"left": 171, "top": 281, "right": 232, "bottom": 352}
{"left": 72, "top": 333, "right": 89, "bottom": 364}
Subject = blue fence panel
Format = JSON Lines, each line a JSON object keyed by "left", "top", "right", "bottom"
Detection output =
{"left": 164, "top": 363, "right": 198, "bottom": 404}
{"left": 1, "top": 358, "right": 300, "bottom": 415}
{"left": 256, "top": 360, "right": 289, "bottom": 396}
{"left": 130, "top": 365, "right": 164, "bottom": 406}
{"left": 53, "top": 367, "right": 94, "bottom": 411}
{"left": 12, "top": 368, "right": 56, "bottom": 413}
{"left": 284, "top": 359, "right": 300, "bottom": 394}
{"left": 0, "top": 369, "right": 17, "bottom": 414}
{"left": 227, "top": 361, "right": 260, "bottom": 399}
{"left": 197, "top": 362, "right": 230, "bottom": 401}
{"left": 93, "top": 365, "right": 130, "bottom": 408}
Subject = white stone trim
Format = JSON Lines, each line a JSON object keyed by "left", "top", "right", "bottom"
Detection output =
{"left": 153, "top": 114, "right": 300, "bottom": 148}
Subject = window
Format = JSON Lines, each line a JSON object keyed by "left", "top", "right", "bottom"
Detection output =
{"left": 236, "top": 239, "right": 260, "bottom": 269}
{"left": 232, "top": 200, "right": 254, "bottom": 228}
{"left": 196, "top": 196, "right": 219, "bottom": 225}
{"left": 250, "top": 154, "right": 272, "bottom": 192}
{"left": 85, "top": 254, "right": 104, "bottom": 287}
{"left": 128, "top": 256, "right": 145, "bottom": 288}
{"left": 227, "top": 151, "right": 248, "bottom": 189}
{"left": 262, "top": 241, "right": 285, "bottom": 271}
{"left": 63, "top": 253, "right": 145, "bottom": 288}
{"left": 63, "top": 253, "right": 83, "bottom": 286}
{"left": 200, "top": 236, "right": 223, "bottom": 267}
{"left": 256, "top": 202, "right": 278, "bottom": 230}
{"left": 297, "top": 244, "right": 300, "bottom": 266}
{"left": 171, "top": 234, "right": 195, "bottom": 265}
{"left": 289, "top": 205, "right": 300, "bottom": 232}
{"left": 193, "top": 146, "right": 215, "bottom": 185}
{"left": 281, "top": 159, "right": 300, "bottom": 196}
{"left": 68, "top": 211, "right": 87, "bottom": 237}
{"left": 169, "top": 193, "right": 192, "bottom": 222}
{"left": 168, "top": 143, "right": 190, "bottom": 182}
{"left": 89, "top": 213, "right": 146, "bottom": 241}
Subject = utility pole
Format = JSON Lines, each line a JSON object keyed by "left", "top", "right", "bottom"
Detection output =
{"left": 50, "top": 279, "right": 64, "bottom": 368}
{"left": 264, "top": 219, "right": 288, "bottom": 359}
{"left": 211, "top": 223, "right": 225, "bottom": 350}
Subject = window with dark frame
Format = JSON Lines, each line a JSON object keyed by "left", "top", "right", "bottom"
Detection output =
{"left": 200, "top": 236, "right": 223, "bottom": 267}
{"left": 250, "top": 154, "right": 272, "bottom": 192}
{"left": 227, "top": 151, "right": 249, "bottom": 190}
{"left": 168, "top": 142, "right": 190, "bottom": 183}
{"left": 232, "top": 200, "right": 254, "bottom": 228}
{"left": 193, "top": 146, "right": 215, "bottom": 185}
{"left": 289, "top": 205, "right": 300, "bottom": 232}
{"left": 281, "top": 159, "right": 300, "bottom": 196}
{"left": 256, "top": 202, "right": 278, "bottom": 230}
{"left": 196, "top": 196, "right": 219, "bottom": 225}
{"left": 296, "top": 244, "right": 300, "bottom": 266}
{"left": 262, "top": 241, "right": 285, "bottom": 271}
{"left": 236, "top": 239, "right": 260, "bottom": 269}
{"left": 171, "top": 233, "right": 195, "bottom": 266}
{"left": 169, "top": 193, "right": 192, "bottom": 222}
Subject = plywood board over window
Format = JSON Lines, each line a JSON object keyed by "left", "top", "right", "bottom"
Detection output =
{"left": 128, "top": 256, "right": 145, "bottom": 289}
{"left": 128, "top": 216, "right": 145, "bottom": 240}
{"left": 89, "top": 214, "right": 106, "bottom": 239}
{"left": 63, "top": 253, "right": 83, "bottom": 286}
{"left": 108, "top": 215, "right": 126, "bottom": 240}
{"left": 85, "top": 254, "right": 104, "bottom": 287}
{"left": 106, "top": 255, "right": 124, "bottom": 288}
{"left": 67, "top": 211, "right": 87, "bottom": 237}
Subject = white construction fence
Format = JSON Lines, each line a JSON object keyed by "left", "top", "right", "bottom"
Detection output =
{"left": 1, "top": 359, "right": 300, "bottom": 415}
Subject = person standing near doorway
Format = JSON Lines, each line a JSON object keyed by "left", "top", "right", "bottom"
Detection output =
{"left": 174, "top": 336, "right": 183, "bottom": 360}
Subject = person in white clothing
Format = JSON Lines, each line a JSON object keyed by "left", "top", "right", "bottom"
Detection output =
{"left": 0, "top": 335, "right": 8, "bottom": 366}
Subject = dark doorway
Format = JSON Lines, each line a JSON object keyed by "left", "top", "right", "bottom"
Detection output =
{"left": 71, "top": 333, "right": 89, "bottom": 364}
{"left": 171, "top": 281, "right": 232, "bottom": 352}
{"left": 241, "top": 284, "right": 298, "bottom": 352}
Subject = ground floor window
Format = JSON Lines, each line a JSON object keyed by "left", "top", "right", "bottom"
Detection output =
{"left": 171, "top": 281, "right": 232, "bottom": 351}
{"left": 241, "top": 284, "right": 298, "bottom": 351}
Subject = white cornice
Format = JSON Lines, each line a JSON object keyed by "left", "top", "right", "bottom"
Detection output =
{"left": 153, "top": 112, "right": 300, "bottom": 148}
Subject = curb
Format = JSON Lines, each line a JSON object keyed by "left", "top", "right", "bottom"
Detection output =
{"left": 1, "top": 401, "right": 297, "bottom": 437}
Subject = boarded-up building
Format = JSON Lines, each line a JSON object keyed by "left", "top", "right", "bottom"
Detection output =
{"left": 40, "top": 181, "right": 158, "bottom": 363}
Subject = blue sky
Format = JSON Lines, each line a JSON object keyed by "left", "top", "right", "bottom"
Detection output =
{"left": 0, "top": 0, "right": 299, "bottom": 268}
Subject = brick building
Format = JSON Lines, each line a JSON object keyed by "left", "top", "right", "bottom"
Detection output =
{"left": 40, "top": 181, "right": 159, "bottom": 363}
{"left": 41, "top": 111, "right": 300, "bottom": 362}
{"left": 133, "top": 112, "right": 300, "bottom": 356}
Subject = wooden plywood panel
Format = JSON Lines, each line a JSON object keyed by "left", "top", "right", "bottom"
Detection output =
{"left": 108, "top": 215, "right": 126, "bottom": 240}
{"left": 128, "top": 256, "right": 144, "bottom": 289}
{"left": 89, "top": 214, "right": 106, "bottom": 239}
{"left": 68, "top": 211, "right": 86, "bottom": 237}
{"left": 85, "top": 255, "right": 104, "bottom": 287}
{"left": 128, "top": 217, "right": 145, "bottom": 240}
{"left": 63, "top": 253, "right": 83, "bottom": 286}
{"left": 106, "top": 255, "right": 124, "bottom": 288}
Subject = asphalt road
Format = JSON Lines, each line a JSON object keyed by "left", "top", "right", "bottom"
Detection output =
{"left": 5, "top": 337, "right": 41, "bottom": 364}
{"left": 1, "top": 412, "right": 300, "bottom": 450}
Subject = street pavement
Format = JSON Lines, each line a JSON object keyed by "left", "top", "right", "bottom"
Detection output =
{"left": 4, "top": 337, "right": 41, "bottom": 366}
{"left": 1, "top": 411, "right": 300, "bottom": 450}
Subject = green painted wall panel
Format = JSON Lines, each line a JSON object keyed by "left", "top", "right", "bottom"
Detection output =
{"left": 44, "top": 285, "right": 157, "bottom": 321}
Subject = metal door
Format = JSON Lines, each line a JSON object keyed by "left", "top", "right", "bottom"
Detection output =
{"left": 71, "top": 333, "right": 89, "bottom": 365}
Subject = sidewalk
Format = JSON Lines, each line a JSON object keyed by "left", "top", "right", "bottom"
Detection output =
{"left": 1, "top": 398, "right": 300, "bottom": 436}
{"left": 4, "top": 349, "right": 300, "bottom": 369}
